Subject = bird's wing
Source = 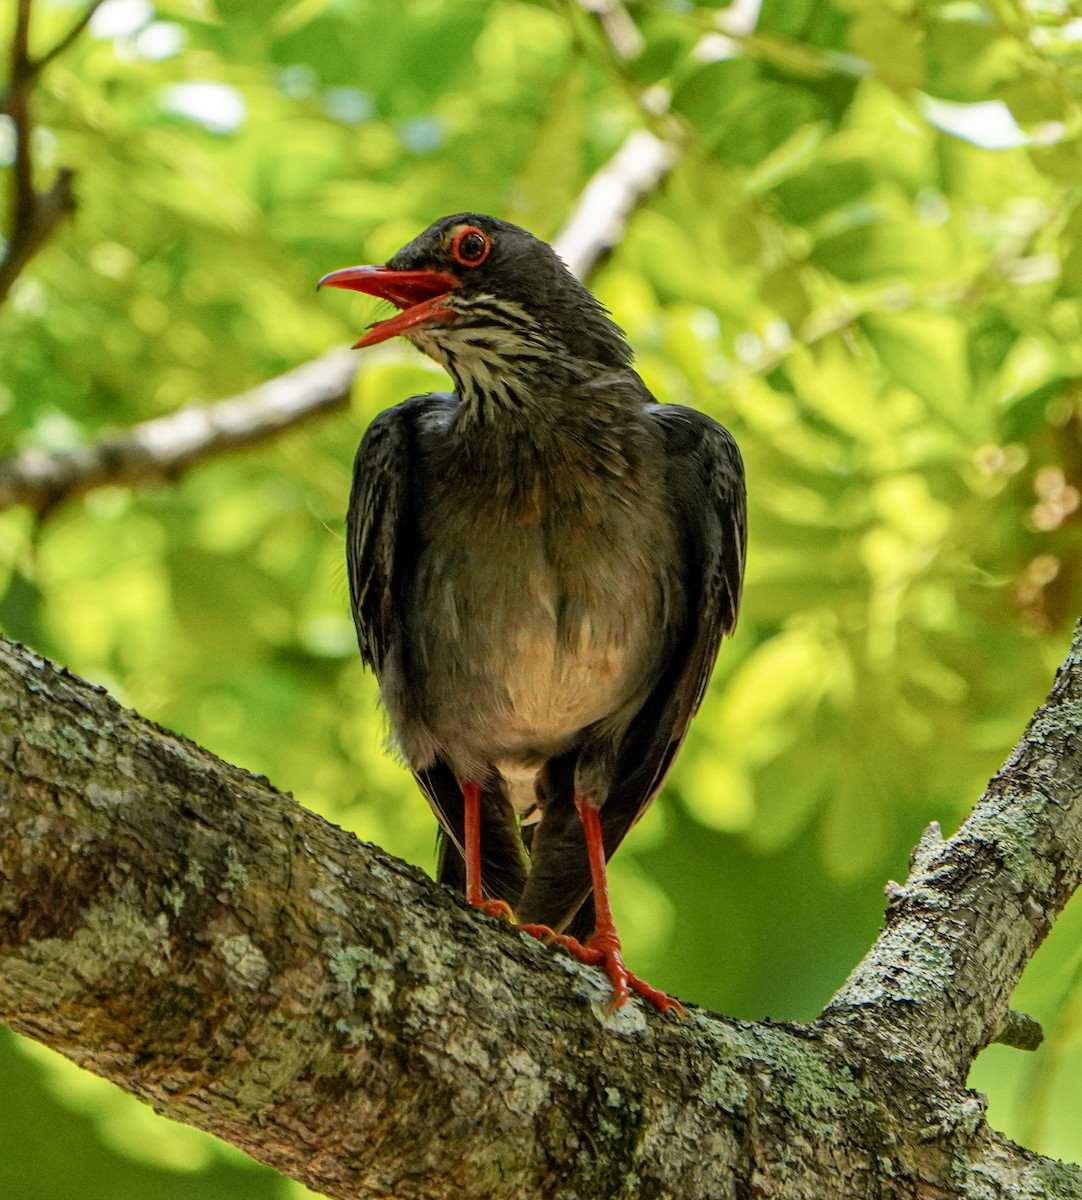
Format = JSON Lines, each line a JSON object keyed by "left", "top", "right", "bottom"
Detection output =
{"left": 608, "top": 402, "right": 746, "bottom": 821}
{"left": 517, "top": 403, "right": 746, "bottom": 935}
{"left": 650, "top": 402, "right": 746, "bottom": 728}
{"left": 347, "top": 394, "right": 529, "bottom": 905}
{"left": 345, "top": 399, "right": 420, "bottom": 675}
{"left": 347, "top": 396, "right": 456, "bottom": 814}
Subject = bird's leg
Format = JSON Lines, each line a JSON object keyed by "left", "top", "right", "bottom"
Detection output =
{"left": 461, "top": 779, "right": 514, "bottom": 920}
{"left": 548, "top": 795, "right": 683, "bottom": 1015}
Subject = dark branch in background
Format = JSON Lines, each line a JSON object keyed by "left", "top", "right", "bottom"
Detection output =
{"left": 0, "top": 0, "right": 98, "bottom": 304}
{"left": 0, "top": 126, "right": 681, "bottom": 514}
{"left": 8, "top": 1, "right": 33, "bottom": 214}
{"left": 1, "top": 626, "right": 1081, "bottom": 1198}
{"left": 0, "top": 164, "right": 74, "bottom": 304}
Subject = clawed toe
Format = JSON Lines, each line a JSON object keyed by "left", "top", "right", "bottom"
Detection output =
{"left": 625, "top": 971, "right": 683, "bottom": 1016}
{"left": 471, "top": 897, "right": 515, "bottom": 921}
{"left": 515, "top": 921, "right": 559, "bottom": 941}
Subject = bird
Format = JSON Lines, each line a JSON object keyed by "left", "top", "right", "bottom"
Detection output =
{"left": 319, "top": 213, "right": 745, "bottom": 1012}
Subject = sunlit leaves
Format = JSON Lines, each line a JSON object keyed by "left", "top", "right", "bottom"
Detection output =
{"left": 861, "top": 312, "right": 972, "bottom": 419}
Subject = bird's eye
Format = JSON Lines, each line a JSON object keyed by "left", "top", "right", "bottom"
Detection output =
{"left": 451, "top": 226, "right": 491, "bottom": 267}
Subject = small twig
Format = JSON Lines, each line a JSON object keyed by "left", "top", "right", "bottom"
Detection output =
{"left": 990, "top": 1009, "right": 1044, "bottom": 1052}
{"left": 577, "top": 0, "right": 644, "bottom": 62}
{"left": 564, "top": 0, "right": 680, "bottom": 133}
{"left": 26, "top": 0, "right": 106, "bottom": 81}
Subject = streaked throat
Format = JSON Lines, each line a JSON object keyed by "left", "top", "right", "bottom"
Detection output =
{"left": 408, "top": 295, "right": 574, "bottom": 422}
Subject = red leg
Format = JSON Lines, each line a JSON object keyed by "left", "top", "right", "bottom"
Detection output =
{"left": 461, "top": 779, "right": 514, "bottom": 921}
{"left": 520, "top": 795, "right": 682, "bottom": 1016}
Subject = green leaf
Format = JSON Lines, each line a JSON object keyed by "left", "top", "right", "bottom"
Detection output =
{"left": 860, "top": 311, "right": 972, "bottom": 417}
{"left": 847, "top": 8, "right": 924, "bottom": 91}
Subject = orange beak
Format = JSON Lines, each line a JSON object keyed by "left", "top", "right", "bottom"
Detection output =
{"left": 318, "top": 265, "right": 460, "bottom": 348}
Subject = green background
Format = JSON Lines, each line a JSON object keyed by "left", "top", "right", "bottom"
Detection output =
{"left": 2, "top": 0, "right": 1082, "bottom": 1194}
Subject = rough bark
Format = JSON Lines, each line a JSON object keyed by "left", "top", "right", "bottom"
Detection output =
{"left": 2, "top": 627, "right": 1082, "bottom": 1199}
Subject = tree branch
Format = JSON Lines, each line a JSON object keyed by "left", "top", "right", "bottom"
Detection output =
{"left": 3, "top": 0, "right": 40, "bottom": 288}
{"left": 0, "top": 126, "right": 680, "bottom": 514}
{"left": 0, "top": 347, "right": 360, "bottom": 513}
{"left": 2, "top": 627, "right": 1081, "bottom": 1197}
{"left": 824, "top": 623, "right": 1082, "bottom": 1083}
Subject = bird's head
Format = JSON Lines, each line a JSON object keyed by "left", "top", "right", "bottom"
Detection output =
{"left": 319, "top": 214, "right": 632, "bottom": 406}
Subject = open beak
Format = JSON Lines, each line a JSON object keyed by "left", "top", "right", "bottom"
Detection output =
{"left": 318, "top": 265, "right": 460, "bottom": 348}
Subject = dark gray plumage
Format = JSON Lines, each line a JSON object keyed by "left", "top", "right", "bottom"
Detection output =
{"left": 322, "top": 213, "right": 745, "bottom": 1009}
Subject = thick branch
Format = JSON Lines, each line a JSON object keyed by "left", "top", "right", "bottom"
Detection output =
{"left": 1, "top": 631, "right": 1081, "bottom": 1198}
{"left": 825, "top": 621, "right": 1082, "bottom": 1083}
{"left": 0, "top": 127, "right": 680, "bottom": 513}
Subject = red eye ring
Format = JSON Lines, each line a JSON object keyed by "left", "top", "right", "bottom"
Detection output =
{"left": 450, "top": 225, "right": 491, "bottom": 268}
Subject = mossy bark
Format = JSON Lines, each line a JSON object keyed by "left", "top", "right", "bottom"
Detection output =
{"left": 1, "top": 630, "right": 1081, "bottom": 1200}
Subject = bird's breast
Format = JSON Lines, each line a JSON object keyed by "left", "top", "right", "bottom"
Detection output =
{"left": 402, "top": 451, "right": 681, "bottom": 779}
{"left": 490, "top": 596, "right": 643, "bottom": 743}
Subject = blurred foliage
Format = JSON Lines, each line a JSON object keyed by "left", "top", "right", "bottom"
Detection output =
{"left": 2, "top": 0, "right": 1082, "bottom": 1192}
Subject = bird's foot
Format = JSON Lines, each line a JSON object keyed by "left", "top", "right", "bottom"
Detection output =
{"left": 556, "top": 931, "right": 684, "bottom": 1015}
{"left": 516, "top": 925, "right": 682, "bottom": 1016}
{"left": 469, "top": 897, "right": 515, "bottom": 922}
